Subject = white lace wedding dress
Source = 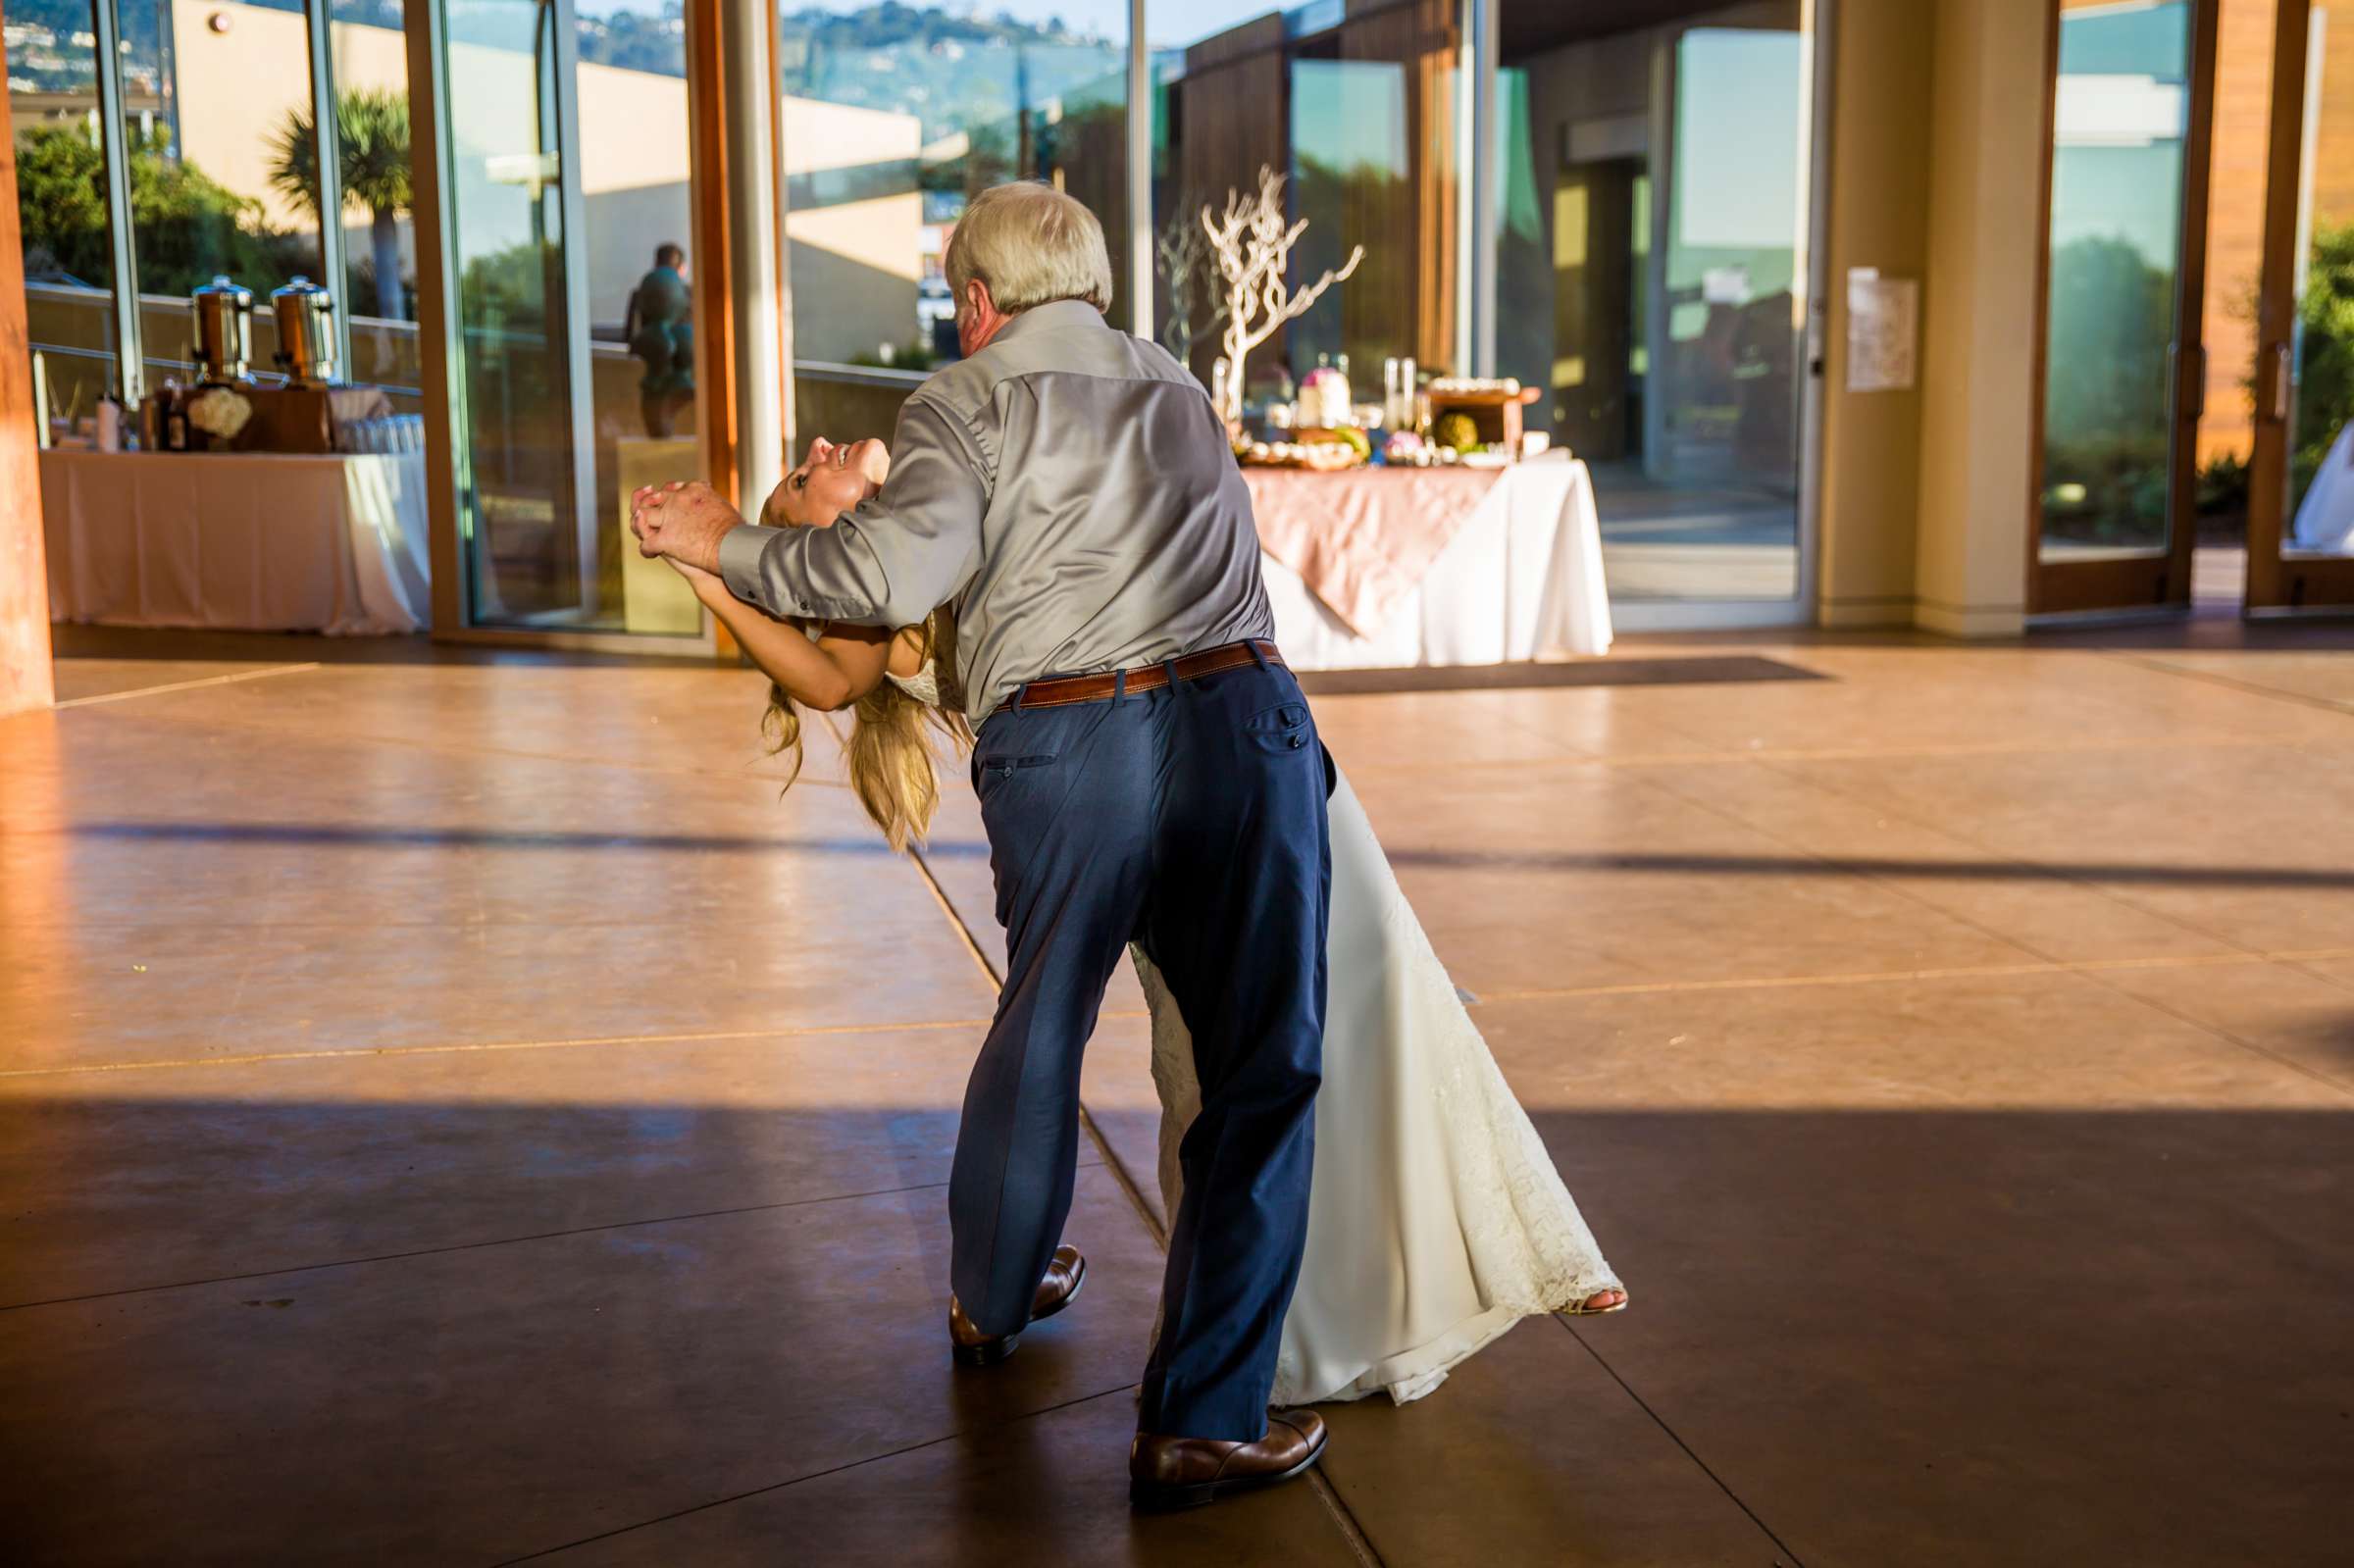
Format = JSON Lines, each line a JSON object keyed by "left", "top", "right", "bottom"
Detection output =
{"left": 895, "top": 664, "right": 1623, "bottom": 1406}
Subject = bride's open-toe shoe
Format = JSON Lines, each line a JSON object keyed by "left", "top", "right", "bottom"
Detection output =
{"left": 1561, "top": 1288, "right": 1629, "bottom": 1317}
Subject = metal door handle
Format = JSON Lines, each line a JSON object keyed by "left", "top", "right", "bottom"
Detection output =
{"left": 2169, "top": 343, "right": 2207, "bottom": 421}
{"left": 2262, "top": 342, "right": 2292, "bottom": 422}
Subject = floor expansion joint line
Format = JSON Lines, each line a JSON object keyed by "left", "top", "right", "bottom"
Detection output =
{"left": 1557, "top": 1319, "right": 1807, "bottom": 1568}
{"left": 52, "top": 662, "right": 323, "bottom": 709}
{"left": 2107, "top": 650, "right": 2354, "bottom": 720}
{"left": 1469, "top": 945, "right": 2354, "bottom": 1006}
{"left": 486, "top": 1383, "right": 1142, "bottom": 1566}
{"left": 0, "top": 1179, "right": 955, "bottom": 1315}
{"left": 1307, "top": 1470, "right": 1389, "bottom": 1568}
{"left": 0, "top": 1015, "right": 998, "bottom": 1082}
{"left": 1716, "top": 754, "right": 2354, "bottom": 1099}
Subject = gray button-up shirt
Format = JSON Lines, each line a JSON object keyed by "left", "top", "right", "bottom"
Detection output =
{"left": 716, "top": 299, "right": 1275, "bottom": 721}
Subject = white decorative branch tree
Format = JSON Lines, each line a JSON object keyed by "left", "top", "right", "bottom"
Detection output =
{"left": 1201, "top": 166, "right": 1364, "bottom": 425}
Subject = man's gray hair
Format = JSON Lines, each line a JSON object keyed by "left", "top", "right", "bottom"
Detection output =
{"left": 944, "top": 182, "right": 1114, "bottom": 317}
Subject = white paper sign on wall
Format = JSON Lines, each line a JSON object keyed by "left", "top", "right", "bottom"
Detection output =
{"left": 1845, "top": 268, "right": 1919, "bottom": 394}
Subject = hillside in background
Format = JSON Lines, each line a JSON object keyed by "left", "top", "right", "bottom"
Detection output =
{"left": 3, "top": 1, "right": 1121, "bottom": 143}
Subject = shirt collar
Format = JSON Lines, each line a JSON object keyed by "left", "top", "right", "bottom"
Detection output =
{"left": 993, "top": 298, "right": 1106, "bottom": 343}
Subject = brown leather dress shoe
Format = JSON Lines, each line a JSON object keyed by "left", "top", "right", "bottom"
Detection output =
{"left": 947, "top": 1244, "right": 1086, "bottom": 1367}
{"left": 1128, "top": 1408, "right": 1327, "bottom": 1512}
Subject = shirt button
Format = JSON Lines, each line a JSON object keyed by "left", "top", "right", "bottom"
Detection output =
{"left": 1289, "top": 734, "right": 1304, "bottom": 748}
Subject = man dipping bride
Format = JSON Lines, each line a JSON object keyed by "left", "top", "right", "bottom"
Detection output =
{"left": 631, "top": 180, "right": 1624, "bottom": 1512}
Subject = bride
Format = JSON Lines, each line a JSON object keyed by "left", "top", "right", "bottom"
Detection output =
{"left": 657, "top": 434, "right": 1627, "bottom": 1407}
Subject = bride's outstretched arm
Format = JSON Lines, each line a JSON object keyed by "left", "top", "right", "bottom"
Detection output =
{"left": 671, "top": 560, "right": 896, "bottom": 712}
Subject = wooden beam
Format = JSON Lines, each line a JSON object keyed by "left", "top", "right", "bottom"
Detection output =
{"left": 685, "top": 0, "right": 739, "bottom": 511}
{"left": 0, "top": 43, "right": 55, "bottom": 716}
{"left": 684, "top": 0, "right": 742, "bottom": 661}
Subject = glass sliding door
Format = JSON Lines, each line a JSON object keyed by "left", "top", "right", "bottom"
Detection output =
{"left": 2245, "top": 0, "right": 2354, "bottom": 610}
{"left": 433, "top": 0, "right": 599, "bottom": 629}
{"left": 1499, "top": 0, "right": 1817, "bottom": 612}
{"left": 2030, "top": 0, "right": 2218, "bottom": 615}
{"left": 326, "top": 0, "right": 424, "bottom": 409}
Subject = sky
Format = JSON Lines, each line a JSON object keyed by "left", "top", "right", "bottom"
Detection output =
{"left": 888, "top": 0, "right": 1280, "bottom": 49}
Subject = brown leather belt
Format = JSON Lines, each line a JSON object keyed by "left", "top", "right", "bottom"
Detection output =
{"left": 997, "top": 639, "right": 1287, "bottom": 713}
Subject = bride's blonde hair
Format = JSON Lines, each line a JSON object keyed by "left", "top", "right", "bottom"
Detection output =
{"left": 761, "top": 606, "right": 974, "bottom": 852}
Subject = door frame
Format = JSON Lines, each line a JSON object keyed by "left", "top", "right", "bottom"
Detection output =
{"left": 2023, "top": 0, "right": 2220, "bottom": 620}
{"left": 2244, "top": 0, "right": 2354, "bottom": 612}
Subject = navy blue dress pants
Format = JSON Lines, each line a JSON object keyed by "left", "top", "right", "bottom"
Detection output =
{"left": 947, "top": 654, "right": 1330, "bottom": 1442}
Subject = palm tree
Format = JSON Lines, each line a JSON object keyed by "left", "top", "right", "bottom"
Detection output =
{"left": 269, "top": 87, "right": 412, "bottom": 321}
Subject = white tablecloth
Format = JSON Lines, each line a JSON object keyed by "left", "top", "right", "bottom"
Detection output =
{"left": 40, "top": 448, "right": 432, "bottom": 634}
{"left": 1259, "top": 455, "right": 1612, "bottom": 669}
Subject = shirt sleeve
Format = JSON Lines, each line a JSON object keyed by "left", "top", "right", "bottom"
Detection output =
{"left": 717, "top": 394, "right": 988, "bottom": 629}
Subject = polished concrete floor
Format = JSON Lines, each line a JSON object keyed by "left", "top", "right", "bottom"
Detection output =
{"left": 4, "top": 629, "right": 2352, "bottom": 1565}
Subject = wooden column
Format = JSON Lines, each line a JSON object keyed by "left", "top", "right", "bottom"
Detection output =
{"left": 0, "top": 50, "right": 55, "bottom": 717}
{"left": 685, "top": 0, "right": 739, "bottom": 511}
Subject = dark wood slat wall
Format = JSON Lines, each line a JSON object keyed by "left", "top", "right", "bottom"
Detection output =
{"left": 1169, "top": 44, "right": 1288, "bottom": 379}
{"left": 1322, "top": 0, "right": 1465, "bottom": 371}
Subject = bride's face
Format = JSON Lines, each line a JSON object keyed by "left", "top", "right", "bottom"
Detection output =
{"left": 776, "top": 435, "right": 889, "bottom": 527}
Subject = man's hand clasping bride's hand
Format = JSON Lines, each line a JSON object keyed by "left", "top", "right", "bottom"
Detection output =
{"left": 630, "top": 480, "right": 743, "bottom": 575}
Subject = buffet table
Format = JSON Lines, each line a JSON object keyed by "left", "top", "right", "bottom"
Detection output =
{"left": 1246, "top": 454, "right": 1612, "bottom": 670}
{"left": 40, "top": 448, "right": 432, "bottom": 634}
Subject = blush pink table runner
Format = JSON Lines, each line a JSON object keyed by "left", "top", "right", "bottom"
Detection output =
{"left": 1244, "top": 464, "right": 1508, "bottom": 638}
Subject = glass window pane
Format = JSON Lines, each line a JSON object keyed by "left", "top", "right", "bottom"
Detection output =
{"left": 441, "top": 0, "right": 593, "bottom": 627}
{"left": 579, "top": 0, "right": 702, "bottom": 634}
{"left": 2283, "top": 3, "right": 2354, "bottom": 559}
{"left": 326, "top": 0, "right": 421, "bottom": 412}
{"left": 2037, "top": 0, "right": 2194, "bottom": 561}
{"left": 780, "top": 0, "right": 1126, "bottom": 456}
{"left": 1151, "top": 1, "right": 1455, "bottom": 407}
{"left": 427, "top": 0, "right": 705, "bottom": 635}
{"left": 7, "top": 0, "right": 123, "bottom": 430}
{"left": 1289, "top": 55, "right": 1411, "bottom": 379}
{"left": 1147, "top": 1, "right": 1295, "bottom": 380}
{"left": 124, "top": 0, "right": 327, "bottom": 393}
{"left": 1501, "top": 1, "right": 1809, "bottom": 603}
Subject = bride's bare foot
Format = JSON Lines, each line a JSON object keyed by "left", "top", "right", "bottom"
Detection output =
{"left": 1565, "top": 1288, "right": 1628, "bottom": 1317}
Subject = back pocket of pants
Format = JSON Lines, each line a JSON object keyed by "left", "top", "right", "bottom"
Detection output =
{"left": 974, "top": 754, "right": 1055, "bottom": 798}
{"left": 1244, "top": 701, "right": 1312, "bottom": 755}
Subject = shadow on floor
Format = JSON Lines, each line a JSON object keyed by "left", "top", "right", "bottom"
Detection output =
{"left": 49, "top": 822, "right": 2353, "bottom": 892}
{"left": 0, "top": 1093, "right": 2347, "bottom": 1563}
